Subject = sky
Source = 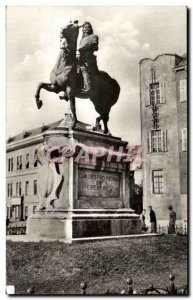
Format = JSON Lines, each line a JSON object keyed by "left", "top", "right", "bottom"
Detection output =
{"left": 6, "top": 6, "right": 187, "bottom": 145}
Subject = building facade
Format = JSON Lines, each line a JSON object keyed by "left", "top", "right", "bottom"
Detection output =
{"left": 140, "top": 53, "right": 187, "bottom": 225}
{"left": 6, "top": 121, "right": 60, "bottom": 221}
{"left": 6, "top": 119, "right": 139, "bottom": 222}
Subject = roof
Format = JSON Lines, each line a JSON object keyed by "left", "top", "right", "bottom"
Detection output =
{"left": 7, "top": 119, "right": 62, "bottom": 144}
{"left": 175, "top": 53, "right": 187, "bottom": 68}
{"left": 139, "top": 53, "right": 187, "bottom": 68}
{"left": 6, "top": 118, "right": 101, "bottom": 145}
{"left": 139, "top": 53, "right": 182, "bottom": 64}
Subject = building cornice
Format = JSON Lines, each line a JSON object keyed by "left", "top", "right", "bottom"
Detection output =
{"left": 6, "top": 170, "right": 39, "bottom": 179}
{"left": 139, "top": 53, "right": 182, "bottom": 64}
{"left": 173, "top": 66, "right": 187, "bottom": 72}
{"left": 6, "top": 134, "right": 44, "bottom": 152}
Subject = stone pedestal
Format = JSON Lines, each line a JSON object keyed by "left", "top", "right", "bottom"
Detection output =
{"left": 27, "top": 116, "right": 141, "bottom": 242}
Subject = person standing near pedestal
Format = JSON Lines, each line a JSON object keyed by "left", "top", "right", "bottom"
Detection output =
{"left": 140, "top": 209, "right": 147, "bottom": 232}
{"left": 149, "top": 206, "right": 157, "bottom": 233}
{"left": 168, "top": 205, "right": 176, "bottom": 234}
{"left": 6, "top": 216, "right": 10, "bottom": 227}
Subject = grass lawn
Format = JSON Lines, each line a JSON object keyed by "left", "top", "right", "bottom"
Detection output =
{"left": 6, "top": 235, "right": 188, "bottom": 295}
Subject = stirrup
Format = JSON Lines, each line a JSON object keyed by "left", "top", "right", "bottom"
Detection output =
{"left": 59, "top": 94, "right": 69, "bottom": 101}
{"left": 81, "top": 88, "right": 90, "bottom": 94}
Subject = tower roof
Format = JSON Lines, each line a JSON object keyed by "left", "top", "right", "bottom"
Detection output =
{"left": 175, "top": 53, "right": 187, "bottom": 68}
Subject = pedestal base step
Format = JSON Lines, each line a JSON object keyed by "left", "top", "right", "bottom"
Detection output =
{"left": 27, "top": 215, "right": 142, "bottom": 240}
{"left": 72, "top": 233, "right": 162, "bottom": 243}
{"left": 6, "top": 233, "right": 162, "bottom": 243}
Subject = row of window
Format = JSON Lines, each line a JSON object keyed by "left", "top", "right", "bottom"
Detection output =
{"left": 147, "top": 128, "right": 187, "bottom": 153}
{"left": 146, "top": 79, "right": 187, "bottom": 106}
{"left": 7, "top": 180, "right": 37, "bottom": 197}
{"left": 8, "top": 151, "right": 38, "bottom": 172}
{"left": 7, "top": 172, "right": 163, "bottom": 196}
{"left": 24, "top": 205, "right": 37, "bottom": 218}
{"left": 7, "top": 205, "right": 37, "bottom": 220}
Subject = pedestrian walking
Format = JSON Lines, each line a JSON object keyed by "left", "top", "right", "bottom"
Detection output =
{"left": 140, "top": 209, "right": 148, "bottom": 232}
{"left": 149, "top": 206, "right": 157, "bottom": 233}
{"left": 168, "top": 205, "right": 176, "bottom": 234}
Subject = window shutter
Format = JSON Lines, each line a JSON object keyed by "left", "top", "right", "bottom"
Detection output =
{"left": 181, "top": 129, "right": 184, "bottom": 151}
{"left": 145, "top": 84, "right": 150, "bottom": 106}
{"left": 161, "top": 130, "right": 163, "bottom": 151}
{"left": 162, "top": 130, "right": 167, "bottom": 152}
{"left": 16, "top": 183, "right": 18, "bottom": 196}
{"left": 147, "top": 131, "right": 151, "bottom": 153}
{"left": 184, "top": 80, "right": 187, "bottom": 101}
{"left": 19, "top": 156, "right": 22, "bottom": 170}
{"left": 17, "top": 157, "right": 19, "bottom": 170}
{"left": 181, "top": 128, "right": 187, "bottom": 151}
{"left": 160, "top": 80, "right": 166, "bottom": 103}
{"left": 180, "top": 79, "right": 187, "bottom": 102}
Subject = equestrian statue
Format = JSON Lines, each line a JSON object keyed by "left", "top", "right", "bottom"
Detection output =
{"left": 35, "top": 20, "right": 120, "bottom": 134}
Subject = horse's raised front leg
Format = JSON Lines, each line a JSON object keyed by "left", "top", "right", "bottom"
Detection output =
{"left": 66, "top": 87, "right": 77, "bottom": 127}
{"left": 35, "top": 82, "right": 60, "bottom": 109}
{"left": 70, "top": 96, "right": 78, "bottom": 128}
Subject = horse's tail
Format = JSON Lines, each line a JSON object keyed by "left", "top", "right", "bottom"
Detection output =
{"left": 111, "top": 78, "right": 120, "bottom": 106}
{"left": 99, "top": 71, "right": 120, "bottom": 105}
{"left": 90, "top": 71, "right": 120, "bottom": 117}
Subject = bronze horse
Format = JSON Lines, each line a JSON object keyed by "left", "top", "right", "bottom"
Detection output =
{"left": 35, "top": 22, "right": 120, "bottom": 134}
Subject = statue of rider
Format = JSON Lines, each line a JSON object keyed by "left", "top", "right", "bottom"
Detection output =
{"left": 78, "top": 22, "right": 99, "bottom": 95}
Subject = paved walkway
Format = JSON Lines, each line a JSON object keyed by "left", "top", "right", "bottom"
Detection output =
{"left": 6, "top": 235, "right": 67, "bottom": 243}
{"left": 6, "top": 233, "right": 162, "bottom": 243}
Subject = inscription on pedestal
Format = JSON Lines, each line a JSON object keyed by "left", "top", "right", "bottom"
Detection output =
{"left": 78, "top": 169, "right": 120, "bottom": 198}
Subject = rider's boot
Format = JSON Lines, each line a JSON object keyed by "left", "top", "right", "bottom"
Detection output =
{"left": 81, "top": 70, "right": 91, "bottom": 94}
{"left": 59, "top": 92, "right": 69, "bottom": 101}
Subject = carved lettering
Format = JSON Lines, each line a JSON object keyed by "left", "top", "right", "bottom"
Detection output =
{"left": 78, "top": 169, "right": 120, "bottom": 198}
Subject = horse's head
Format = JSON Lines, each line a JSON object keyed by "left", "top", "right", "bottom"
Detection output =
{"left": 60, "top": 20, "right": 80, "bottom": 43}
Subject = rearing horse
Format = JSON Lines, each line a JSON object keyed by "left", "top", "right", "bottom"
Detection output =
{"left": 35, "top": 21, "right": 120, "bottom": 134}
